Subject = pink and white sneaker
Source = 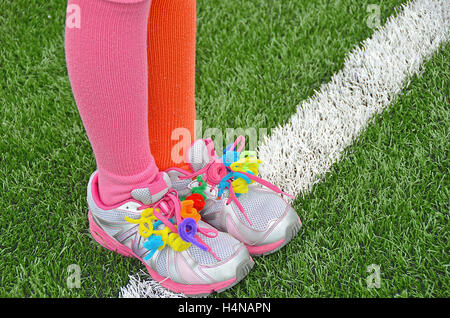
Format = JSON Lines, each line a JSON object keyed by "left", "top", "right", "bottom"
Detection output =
{"left": 166, "top": 137, "right": 302, "bottom": 256}
{"left": 87, "top": 171, "right": 254, "bottom": 296}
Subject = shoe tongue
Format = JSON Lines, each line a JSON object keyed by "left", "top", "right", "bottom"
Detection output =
{"left": 188, "top": 139, "right": 214, "bottom": 172}
{"left": 131, "top": 172, "right": 172, "bottom": 205}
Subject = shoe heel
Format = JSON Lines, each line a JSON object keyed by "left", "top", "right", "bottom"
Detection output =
{"left": 88, "top": 210, "right": 134, "bottom": 258}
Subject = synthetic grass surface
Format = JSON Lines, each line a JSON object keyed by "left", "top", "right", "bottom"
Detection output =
{"left": 229, "top": 43, "right": 449, "bottom": 297}
{"left": 196, "top": 0, "right": 408, "bottom": 138}
{"left": 2, "top": 0, "right": 447, "bottom": 297}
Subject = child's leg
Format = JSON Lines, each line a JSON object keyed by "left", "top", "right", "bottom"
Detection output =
{"left": 65, "top": 0, "right": 157, "bottom": 205}
{"left": 64, "top": 0, "right": 255, "bottom": 295}
{"left": 147, "top": 0, "right": 197, "bottom": 170}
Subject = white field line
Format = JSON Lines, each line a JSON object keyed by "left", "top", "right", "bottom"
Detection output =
{"left": 119, "top": 0, "right": 449, "bottom": 298}
{"left": 258, "top": 0, "right": 449, "bottom": 197}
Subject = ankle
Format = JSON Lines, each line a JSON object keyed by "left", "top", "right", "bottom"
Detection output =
{"left": 97, "top": 164, "right": 159, "bottom": 206}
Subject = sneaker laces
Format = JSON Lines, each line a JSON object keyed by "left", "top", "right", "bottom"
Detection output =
{"left": 125, "top": 189, "right": 220, "bottom": 261}
{"left": 179, "top": 136, "right": 295, "bottom": 226}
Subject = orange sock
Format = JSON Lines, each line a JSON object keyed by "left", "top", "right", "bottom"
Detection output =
{"left": 147, "top": 0, "right": 196, "bottom": 171}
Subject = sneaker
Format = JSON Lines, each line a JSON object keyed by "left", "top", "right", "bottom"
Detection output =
{"left": 87, "top": 171, "right": 254, "bottom": 296}
{"left": 166, "top": 136, "right": 302, "bottom": 256}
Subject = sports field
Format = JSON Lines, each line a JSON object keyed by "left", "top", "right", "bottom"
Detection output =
{"left": 0, "top": 0, "right": 448, "bottom": 297}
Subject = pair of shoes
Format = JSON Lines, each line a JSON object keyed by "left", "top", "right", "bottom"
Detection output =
{"left": 87, "top": 136, "right": 302, "bottom": 296}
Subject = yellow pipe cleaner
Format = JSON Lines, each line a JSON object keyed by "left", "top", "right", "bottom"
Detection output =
{"left": 124, "top": 208, "right": 191, "bottom": 252}
{"left": 230, "top": 155, "right": 262, "bottom": 194}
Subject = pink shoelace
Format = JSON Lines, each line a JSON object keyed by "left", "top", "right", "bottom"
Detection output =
{"left": 179, "top": 136, "right": 294, "bottom": 226}
{"left": 138, "top": 189, "right": 221, "bottom": 261}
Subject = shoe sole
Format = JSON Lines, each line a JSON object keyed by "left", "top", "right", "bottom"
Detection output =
{"left": 88, "top": 210, "right": 253, "bottom": 297}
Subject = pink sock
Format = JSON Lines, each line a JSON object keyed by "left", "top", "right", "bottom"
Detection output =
{"left": 65, "top": 0, "right": 158, "bottom": 205}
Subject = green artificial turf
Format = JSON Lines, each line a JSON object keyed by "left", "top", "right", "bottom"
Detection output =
{"left": 196, "top": 0, "right": 408, "bottom": 140}
{"left": 222, "top": 44, "right": 449, "bottom": 298}
{"left": 2, "top": 0, "right": 447, "bottom": 297}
